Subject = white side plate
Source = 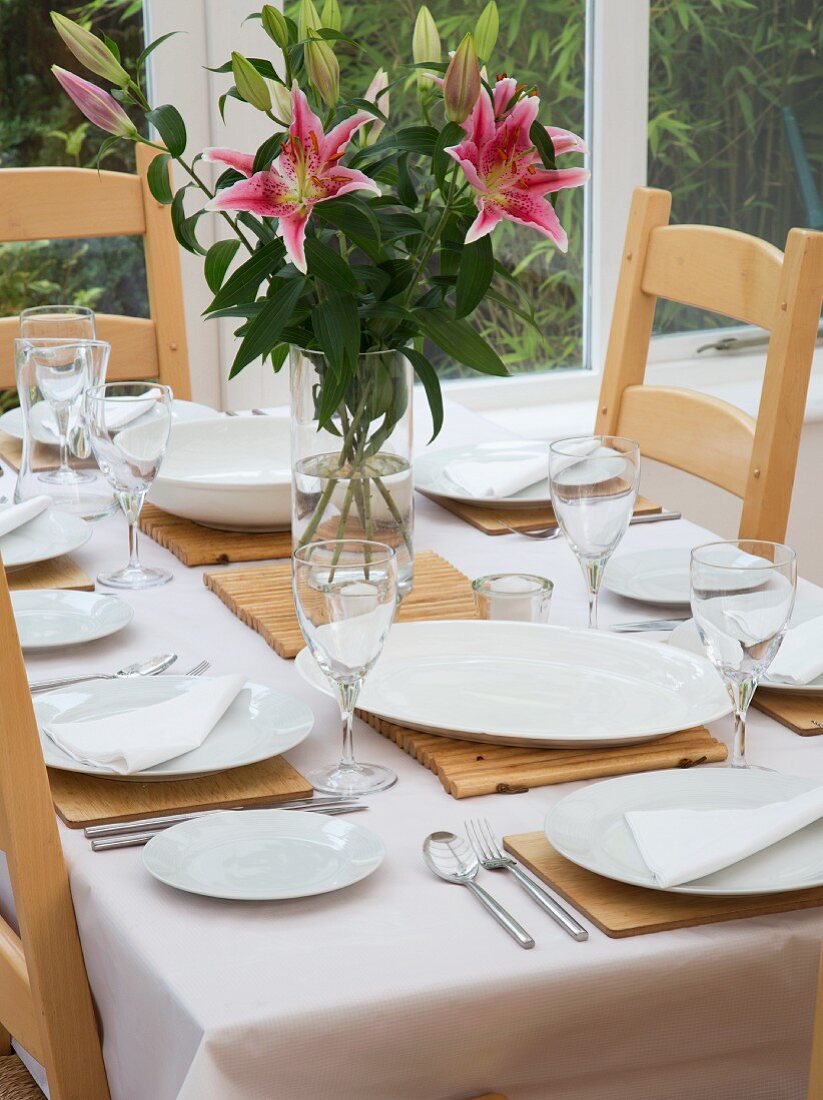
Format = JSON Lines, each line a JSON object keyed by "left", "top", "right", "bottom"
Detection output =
{"left": 0, "top": 507, "right": 91, "bottom": 570}
{"left": 545, "top": 768, "right": 823, "bottom": 896}
{"left": 143, "top": 809, "right": 385, "bottom": 900}
{"left": 415, "top": 441, "right": 551, "bottom": 508}
{"left": 0, "top": 399, "right": 220, "bottom": 443}
{"left": 12, "top": 590, "right": 133, "bottom": 650}
{"left": 603, "top": 547, "right": 693, "bottom": 607}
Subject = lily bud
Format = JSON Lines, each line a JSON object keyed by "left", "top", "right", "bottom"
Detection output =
{"left": 52, "top": 66, "right": 137, "bottom": 137}
{"left": 412, "top": 6, "right": 441, "bottom": 87}
{"left": 50, "top": 12, "right": 130, "bottom": 87}
{"left": 443, "top": 33, "right": 480, "bottom": 124}
{"left": 305, "top": 33, "right": 339, "bottom": 109}
{"left": 298, "top": 0, "right": 321, "bottom": 40}
{"left": 321, "top": 0, "right": 341, "bottom": 32}
{"left": 232, "top": 52, "right": 272, "bottom": 112}
{"left": 474, "top": 1, "right": 499, "bottom": 63}
{"left": 269, "top": 80, "right": 293, "bottom": 124}
{"left": 261, "top": 5, "right": 290, "bottom": 49}
{"left": 363, "top": 68, "right": 389, "bottom": 144}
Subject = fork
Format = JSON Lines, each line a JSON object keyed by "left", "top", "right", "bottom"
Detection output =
{"left": 184, "top": 659, "right": 210, "bottom": 677}
{"left": 465, "top": 818, "right": 588, "bottom": 941}
{"left": 507, "top": 510, "right": 683, "bottom": 540}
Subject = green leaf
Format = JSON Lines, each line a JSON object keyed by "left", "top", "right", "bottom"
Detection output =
{"left": 103, "top": 34, "right": 121, "bottom": 62}
{"left": 137, "top": 31, "right": 180, "bottom": 71}
{"left": 268, "top": 343, "right": 290, "bottom": 372}
{"left": 147, "top": 104, "right": 186, "bottom": 158}
{"left": 414, "top": 306, "right": 508, "bottom": 375}
{"left": 207, "top": 57, "right": 279, "bottom": 80}
{"left": 229, "top": 277, "right": 306, "bottom": 377}
{"left": 315, "top": 197, "right": 381, "bottom": 260}
{"left": 397, "top": 154, "right": 418, "bottom": 208}
{"left": 252, "top": 132, "right": 286, "bottom": 175}
{"left": 403, "top": 346, "right": 443, "bottom": 440}
{"left": 313, "top": 291, "right": 360, "bottom": 377}
{"left": 204, "top": 239, "right": 241, "bottom": 293}
{"left": 314, "top": 367, "right": 350, "bottom": 431}
{"left": 170, "top": 188, "right": 200, "bottom": 254}
{"left": 94, "top": 135, "right": 121, "bottom": 173}
{"left": 146, "top": 153, "right": 173, "bottom": 205}
{"left": 433, "top": 122, "right": 464, "bottom": 192}
{"left": 455, "top": 234, "right": 494, "bottom": 317}
{"left": 530, "top": 121, "right": 557, "bottom": 171}
{"left": 304, "top": 239, "right": 358, "bottom": 292}
{"left": 206, "top": 239, "right": 286, "bottom": 313}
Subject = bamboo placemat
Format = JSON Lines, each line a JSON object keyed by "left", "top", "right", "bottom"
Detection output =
{"left": 138, "top": 503, "right": 291, "bottom": 567}
{"left": 417, "top": 491, "right": 662, "bottom": 535}
{"left": 7, "top": 556, "right": 94, "bottom": 592}
{"left": 753, "top": 691, "right": 823, "bottom": 736}
{"left": 360, "top": 715, "right": 727, "bottom": 798}
{"left": 49, "top": 754, "right": 313, "bottom": 828}
{"left": 503, "top": 831, "right": 823, "bottom": 937}
{"left": 203, "top": 550, "right": 477, "bottom": 659}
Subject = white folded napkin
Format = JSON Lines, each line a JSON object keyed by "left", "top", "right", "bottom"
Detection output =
{"left": 43, "top": 673, "right": 246, "bottom": 775}
{"left": 626, "top": 784, "right": 823, "bottom": 888}
{"left": 102, "top": 395, "right": 160, "bottom": 430}
{"left": 0, "top": 497, "right": 50, "bottom": 539}
{"left": 445, "top": 454, "right": 547, "bottom": 498}
{"left": 766, "top": 615, "right": 823, "bottom": 685}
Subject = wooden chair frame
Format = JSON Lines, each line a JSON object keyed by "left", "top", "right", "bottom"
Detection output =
{"left": 595, "top": 187, "right": 823, "bottom": 543}
{"left": 0, "top": 554, "right": 109, "bottom": 1098}
{"left": 0, "top": 144, "right": 190, "bottom": 400}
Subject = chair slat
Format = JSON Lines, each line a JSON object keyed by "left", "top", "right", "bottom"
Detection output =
{"left": 0, "top": 921, "right": 41, "bottom": 1066}
{"left": 0, "top": 168, "right": 145, "bottom": 241}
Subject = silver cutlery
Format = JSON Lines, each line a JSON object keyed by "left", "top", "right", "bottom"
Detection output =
{"left": 29, "top": 653, "right": 177, "bottom": 694}
{"left": 251, "top": 408, "right": 269, "bottom": 416}
{"left": 465, "top": 818, "right": 588, "bottom": 941}
{"left": 91, "top": 802, "right": 366, "bottom": 850}
{"left": 225, "top": 410, "right": 240, "bottom": 416}
{"left": 609, "top": 618, "right": 689, "bottom": 633}
{"left": 184, "top": 659, "right": 211, "bottom": 677}
{"left": 507, "top": 509, "right": 682, "bottom": 540}
{"left": 423, "top": 831, "right": 535, "bottom": 949}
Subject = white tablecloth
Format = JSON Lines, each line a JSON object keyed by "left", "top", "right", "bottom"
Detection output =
{"left": 10, "top": 398, "right": 823, "bottom": 1100}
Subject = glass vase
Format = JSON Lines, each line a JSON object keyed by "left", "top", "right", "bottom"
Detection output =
{"left": 290, "top": 346, "right": 414, "bottom": 597}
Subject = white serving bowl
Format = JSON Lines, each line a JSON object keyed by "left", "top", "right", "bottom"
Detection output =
{"left": 149, "top": 415, "right": 291, "bottom": 531}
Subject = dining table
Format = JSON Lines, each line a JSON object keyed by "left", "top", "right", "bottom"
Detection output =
{"left": 4, "top": 394, "right": 822, "bottom": 1100}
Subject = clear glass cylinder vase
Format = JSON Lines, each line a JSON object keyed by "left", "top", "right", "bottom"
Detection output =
{"left": 290, "top": 346, "right": 414, "bottom": 597}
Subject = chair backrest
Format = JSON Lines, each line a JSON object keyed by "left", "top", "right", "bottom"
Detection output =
{"left": 0, "top": 557, "right": 109, "bottom": 1098}
{"left": 0, "top": 143, "right": 190, "bottom": 400}
{"left": 595, "top": 186, "right": 823, "bottom": 543}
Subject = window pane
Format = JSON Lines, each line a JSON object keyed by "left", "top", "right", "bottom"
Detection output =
{"left": 647, "top": 0, "right": 822, "bottom": 335}
{"left": 339, "top": 0, "right": 587, "bottom": 377}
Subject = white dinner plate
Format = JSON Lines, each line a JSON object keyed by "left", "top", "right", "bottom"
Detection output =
{"left": 0, "top": 507, "right": 91, "bottom": 570}
{"left": 34, "top": 676, "right": 313, "bottom": 781}
{"left": 545, "top": 768, "right": 823, "bottom": 896}
{"left": 11, "top": 590, "right": 133, "bottom": 650}
{"left": 295, "top": 620, "right": 731, "bottom": 747}
{"left": 669, "top": 600, "right": 823, "bottom": 695}
{"left": 415, "top": 441, "right": 551, "bottom": 508}
{"left": 143, "top": 809, "right": 385, "bottom": 900}
{"left": 149, "top": 414, "right": 291, "bottom": 531}
{"left": 603, "top": 547, "right": 693, "bottom": 607}
{"left": 0, "top": 398, "right": 220, "bottom": 444}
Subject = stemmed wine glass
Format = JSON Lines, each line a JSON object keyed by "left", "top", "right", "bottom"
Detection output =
{"left": 549, "top": 435, "right": 640, "bottom": 628}
{"left": 19, "top": 305, "right": 95, "bottom": 341}
{"left": 690, "top": 540, "right": 796, "bottom": 768}
{"left": 293, "top": 539, "right": 398, "bottom": 796}
{"left": 85, "top": 382, "right": 173, "bottom": 589}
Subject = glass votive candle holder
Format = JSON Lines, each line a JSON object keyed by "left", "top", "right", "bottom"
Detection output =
{"left": 472, "top": 573, "right": 553, "bottom": 623}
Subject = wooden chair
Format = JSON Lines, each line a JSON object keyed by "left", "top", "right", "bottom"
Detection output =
{"left": 0, "top": 553, "right": 109, "bottom": 1099}
{"left": 0, "top": 143, "right": 190, "bottom": 399}
{"left": 595, "top": 187, "right": 823, "bottom": 543}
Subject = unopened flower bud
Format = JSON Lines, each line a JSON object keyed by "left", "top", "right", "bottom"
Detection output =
{"left": 443, "top": 33, "right": 480, "bottom": 124}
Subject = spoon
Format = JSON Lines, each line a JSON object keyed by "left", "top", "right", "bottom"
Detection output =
{"left": 423, "top": 831, "right": 535, "bottom": 949}
{"left": 29, "top": 653, "right": 178, "bottom": 693}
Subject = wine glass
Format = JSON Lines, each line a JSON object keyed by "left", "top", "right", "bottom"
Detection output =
{"left": 549, "top": 435, "right": 640, "bottom": 628}
{"left": 293, "top": 539, "right": 398, "bottom": 796}
{"left": 690, "top": 540, "right": 796, "bottom": 768}
{"left": 27, "top": 340, "right": 103, "bottom": 486}
{"left": 20, "top": 305, "right": 95, "bottom": 341}
{"left": 85, "top": 382, "right": 173, "bottom": 589}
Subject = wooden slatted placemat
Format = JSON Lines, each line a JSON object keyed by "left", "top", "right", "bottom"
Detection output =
{"left": 49, "top": 754, "right": 313, "bottom": 828}
{"left": 753, "top": 692, "right": 823, "bottom": 736}
{"left": 417, "top": 491, "right": 662, "bottom": 535}
{"left": 138, "top": 503, "right": 291, "bottom": 567}
{"left": 359, "top": 715, "right": 727, "bottom": 798}
{"left": 503, "top": 831, "right": 823, "bottom": 937}
{"left": 7, "top": 556, "right": 94, "bottom": 592}
{"left": 203, "top": 550, "right": 477, "bottom": 659}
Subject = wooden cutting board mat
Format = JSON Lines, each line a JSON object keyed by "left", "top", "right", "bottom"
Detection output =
{"left": 503, "top": 831, "right": 823, "bottom": 937}
{"left": 417, "top": 491, "right": 661, "bottom": 535}
{"left": 6, "top": 556, "right": 94, "bottom": 592}
{"left": 360, "top": 715, "right": 727, "bottom": 798}
{"left": 753, "top": 692, "right": 823, "bottom": 736}
{"left": 203, "top": 550, "right": 477, "bottom": 659}
{"left": 0, "top": 431, "right": 96, "bottom": 474}
{"left": 139, "top": 503, "right": 292, "bottom": 567}
{"left": 49, "top": 754, "right": 313, "bottom": 828}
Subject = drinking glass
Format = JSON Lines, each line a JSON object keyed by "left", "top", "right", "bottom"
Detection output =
{"left": 85, "top": 382, "right": 173, "bottom": 589}
{"left": 19, "top": 305, "right": 95, "bottom": 341}
{"left": 549, "top": 435, "right": 640, "bottom": 628}
{"left": 293, "top": 539, "right": 398, "bottom": 796}
{"left": 473, "top": 573, "right": 553, "bottom": 622}
{"left": 25, "top": 340, "right": 100, "bottom": 486}
{"left": 690, "top": 540, "right": 796, "bottom": 768}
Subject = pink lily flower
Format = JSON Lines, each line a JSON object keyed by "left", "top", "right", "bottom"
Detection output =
{"left": 204, "top": 86, "right": 380, "bottom": 274}
{"left": 446, "top": 78, "right": 588, "bottom": 250}
{"left": 51, "top": 66, "right": 137, "bottom": 138}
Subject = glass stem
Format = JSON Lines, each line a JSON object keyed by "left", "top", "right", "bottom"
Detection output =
{"left": 119, "top": 490, "right": 146, "bottom": 571}
{"left": 581, "top": 558, "right": 606, "bottom": 630}
{"left": 55, "top": 405, "right": 70, "bottom": 473}
{"left": 728, "top": 679, "right": 757, "bottom": 768}
{"left": 335, "top": 679, "right": 361, "bottom": 769}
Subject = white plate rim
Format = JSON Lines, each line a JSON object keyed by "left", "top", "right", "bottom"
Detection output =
{"left": 11, "top": 590, "right": 133, "bottom": 650}
{"left": 603, "top": 547, "right": 693, "bottom": 607}
{"left": 0, "top": 399, "right": 220, "bottom": 442}
{"left": 154, "top": 416, "right": 290, "bottom": 492}
{"left": 1, "top": 508, "right": 91, "bottom": 569}
{"left": 415, "top": 440, "right": 551, "bottom": 508}
{"left": 142, "top": 809, "right": 385, "bottom": 900}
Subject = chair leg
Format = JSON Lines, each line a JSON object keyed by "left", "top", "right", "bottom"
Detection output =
{"left": 0, "top": 1027, "right": 12, "bottom": 1057}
